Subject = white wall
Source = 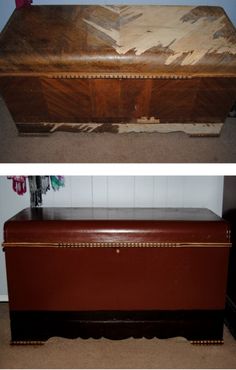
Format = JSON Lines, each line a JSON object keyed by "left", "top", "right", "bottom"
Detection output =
{"left": 0, "top": 175, "right": 224, "bottom": 300}
{"left": 0, "top": 0, "right": 236, "bottom": 32}
{"left": 0, "top": 1, "right": 15, "bottom": 32}
{"left": 0, "top": 177, "right": 30, "bottom": 301}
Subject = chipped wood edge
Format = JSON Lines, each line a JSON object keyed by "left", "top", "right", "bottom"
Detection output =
{"left": 48, "top": 122, "right": 224, "bottom": 136}
{"left": 16, "top": 122, "right": 224, "bottom": 136}
{"left": 114, "top": 123, "right": 224, "bottom": 136}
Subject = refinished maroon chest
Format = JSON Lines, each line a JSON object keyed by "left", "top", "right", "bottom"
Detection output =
{"left": 3, "top": 207, "right": 231, "bottom": 344}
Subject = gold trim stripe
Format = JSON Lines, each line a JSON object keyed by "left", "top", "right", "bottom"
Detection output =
{"left": 0, "top": 72, "right": 236, "bottom": 78}
{"left": 0, "top": 72, "right": 193, "bottom": 79}
{"left": 11, "top": 341, "right": 45, "bottom": 345}
{"left": 2, "top": 242, "right": 231, "bottom": 248}
{"left": 10, "top": 339, "right": 223, "bottom": 345}
{"left": 190, "top": 340, "right": 224, "bottom": 345}
{"left": 48, "top": 73, "right": 193, "bottom": 80}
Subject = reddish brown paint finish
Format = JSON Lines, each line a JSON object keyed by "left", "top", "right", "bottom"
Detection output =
{"left": 3, "top": 208, "right": 231, "bottom": 313}
{"left": 5, "top": 246, "right": 229, "bottom": 311}
{"left": 4, "top": 208, "right": 230, "bottom": 244}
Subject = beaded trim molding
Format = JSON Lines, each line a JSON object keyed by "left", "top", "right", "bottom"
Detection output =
{"left": 11, "top": 341, "right": 45, "bottom": 345}
{"left": 2, "top": 242, "right": 231, "bottom": 249}
{"left": 190, "top": 340, "right": 224, "bottom": 345}
{"left": 48, "top": 73, "right": 193, "bottom": 80}
{"left": 0, "top": 72, "right": 193, "bottom": 79}
{"left": 10, "top": 339, "right": 224, "bottom": 345}
{"left": 0, "top": 72, "right": 235, "bottom": 78}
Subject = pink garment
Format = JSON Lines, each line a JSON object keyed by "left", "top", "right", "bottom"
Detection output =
{"left": 15, "top": 0, "right": 32, "bottom": 9}
{"left": 7, "top": 176, "right": 27, "bottom": 196}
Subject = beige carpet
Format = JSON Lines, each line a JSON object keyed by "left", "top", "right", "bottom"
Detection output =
{"left": 1, "top": 97, "right": 236, "bottom": 163}
{"left": 0, "top": 304, "right": 236, "bottom": 369}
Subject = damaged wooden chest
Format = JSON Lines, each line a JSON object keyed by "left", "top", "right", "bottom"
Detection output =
{"left": 3, "top": 207, "right": 231, "bottom": 343}
{"left": 0, "top": 5, "right": 236, "bottom": 135}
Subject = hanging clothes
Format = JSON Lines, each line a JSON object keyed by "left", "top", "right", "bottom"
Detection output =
{"left": 7, "top": 176, "right": 27, "bottom": 196}
{"left": 15, "top": 0, "right": 32, "bottom": 9}
{"left": 8, "top": 176, "right": 65, "bottom": 207}
{"left": 28, "top": 176, "right": 50, "bottom": 207}
{"left": 50, "top": 176, "right": 65, "bottom": 191}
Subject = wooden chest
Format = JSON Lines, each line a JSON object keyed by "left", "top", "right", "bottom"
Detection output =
{"left": 0, "top": 5, "right": 236, "bottom": 136}
{"left": 223, "top": 209, "right": 236, "bottom": 338}
{"left": 3, "top": 207, "right": 231, "bottom": 344}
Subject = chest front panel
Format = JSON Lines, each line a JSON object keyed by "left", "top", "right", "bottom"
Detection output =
{"left": 1, "top": 76, "right": 235, "bottom": 134}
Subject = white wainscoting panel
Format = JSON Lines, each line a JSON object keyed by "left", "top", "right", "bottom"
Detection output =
{"left": 107, "top": 177, "right": 135, "bottom": 208}
{"left": 70, "top": 177, "right": 93, "bottom": 207}
{"left": 0, "top": 177, "right": 30, "bottom": 300}
{"left": 134, "top": 177, "right": 154, "bottom": 208}
{"left": 92, "top": 177, "right": 108, "bottom": 208}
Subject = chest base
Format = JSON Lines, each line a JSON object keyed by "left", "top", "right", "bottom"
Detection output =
{"left": 10, "top": 309, "right": 224, "bottom": 344}
{"left": 17, "top": 122, "right": 224, "bottom": 137}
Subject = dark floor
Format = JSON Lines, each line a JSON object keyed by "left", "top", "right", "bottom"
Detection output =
{"left": 0, "top": 97, "right": 236, "bottom": 163}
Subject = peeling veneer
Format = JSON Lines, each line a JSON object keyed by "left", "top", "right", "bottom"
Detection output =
{"left": 83, "top": 6, "right": 236, "bottom": 65}
{"left": 37, "top": 122, "right": 224, "bottom": 136}
{"left": 0, "top": 5, "right": 235, "bottom": 135}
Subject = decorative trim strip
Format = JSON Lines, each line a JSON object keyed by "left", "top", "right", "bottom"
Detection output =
{"left": 10, "top": 340, "right": 224, "bottom": 346}
{"left": 48, "top": 73, "right": 193, "bottom": 80}
{"left": 10, "top": 339, "right": 224, "bottom": 345}
{"left": 2, "top": 242, "right": 231, "bottom": 249}
{"left": 11, "top": 341, "right": 44, "bottom": 345}
{"left": 190, "top": 340, "right": 224, "bottom": 345}
{"left": 0, "top": 72, "right": 236, "bottom": 78}
{"left": 58, "top": 242, "right": 231, "bottom": 248}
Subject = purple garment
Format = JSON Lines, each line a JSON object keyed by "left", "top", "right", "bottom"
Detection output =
{"left": 15, "top": 0, "right": 32, "bottom": 9}
{"left": 7, "top": 176, "right": 27, "bottom": 196}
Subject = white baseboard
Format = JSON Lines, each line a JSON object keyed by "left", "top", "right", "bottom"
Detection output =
{"left": 0, "top": 295, "right": 8, "bottom": 302}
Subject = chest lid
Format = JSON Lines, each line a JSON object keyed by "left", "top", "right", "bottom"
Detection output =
{"left": 3, "top": 207, "right": 230, "bottom": 245}
{"left": 0, "top": 5, "right": 236, "bottom": 78}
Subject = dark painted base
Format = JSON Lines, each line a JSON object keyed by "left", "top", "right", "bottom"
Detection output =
{"left": 225, "top": 296, "right": 236, "bottom": 339}
{"left": 10, "top": 310, "right": 224, "bottom": 342}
